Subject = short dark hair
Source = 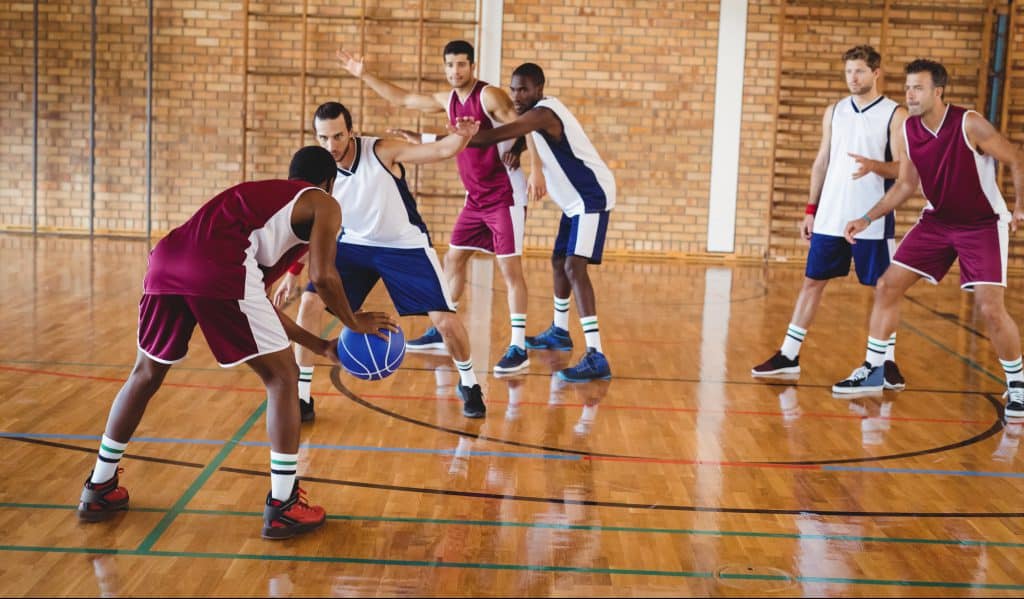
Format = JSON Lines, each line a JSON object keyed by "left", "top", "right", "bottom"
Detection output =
{"left": 905, "top": 59, "right": 949, "bottom": 90}
{"left": 511, "top": 62, "right": 545, "bottom": 87}
{"left": 288, "top": 146, "right": 336, "bottom": 185}
{"left": 842, "top": 45, "right": 881, "bottom": 70}
{"left": 442, "top": 40, "right": 474, "bottom": 63}
{"left": 312, "top": 101, "right": 352, "bottom": 132}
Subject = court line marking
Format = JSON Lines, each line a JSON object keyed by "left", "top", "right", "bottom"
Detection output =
{"left": 13, "top": 429, "right": 1024, "bottom": 479}
{"left": 6, "top": 501, "right": 1024, "bottom": 550}
{"left": 0, "top": 543, "right": 1022, "bottom": 590}
{"left": 135, "top": 400, "right": 267, "bottom": 552}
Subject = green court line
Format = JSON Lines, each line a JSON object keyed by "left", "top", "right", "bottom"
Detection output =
{"left": 3, "top": 543, "right": 1024, "bottom": 590}
{"left": 901, "top": 320, "right": 1007, "bottom": 387}
{"left": 135, "top": 400, "right": 267, "bottom": 552}
{"left": 8, "top": 502, "right": 1024, "bottom": 550}
{"left": 133, "top": 318, "right": 337, "bottom": 552}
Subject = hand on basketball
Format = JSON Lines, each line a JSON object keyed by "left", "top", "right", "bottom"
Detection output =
{"left": 800, "top": 214, "right": 814, "bottom": 241}
{"left": 322, "top": 338, "right": 342, "bottom": 365}
{"left": 848, "top": 153, "right": 875, "bottom": 180}
{"left": 351, "top": 311, "right": 399, "bottom": 341}
{"left": 387, "top": 128, "right": 422, "bottom": 144}
{"left": 448, "top": 117, "right": 480, "bottom": 139}
{"left": 843, "top": 218, "right": 867, "bottom": 244}
{"left": 337, "top": 49, "right": 364, "bottom": 78}
{"left": 272, "top": 272, "right": 298, "bottom": 308}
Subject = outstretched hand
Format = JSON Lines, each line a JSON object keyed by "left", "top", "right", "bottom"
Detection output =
{"left": 448, "top": 116, "right": 480, "bottom": 139}
{"left": 337, "top": 49, "right": 364, "bottom": 78}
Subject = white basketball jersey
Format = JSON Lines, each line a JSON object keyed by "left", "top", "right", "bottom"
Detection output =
{"left": 814, "top": 95, "right": 899, "bottom": 239}
{"left": 331, "top": 137, "right": 430, "bottom": 249}
{"left": 530, "top": 97, "right": 616, "bottom": 217}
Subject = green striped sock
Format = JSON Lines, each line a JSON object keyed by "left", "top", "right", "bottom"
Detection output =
{"left": 1001, "top": 356, "right": 1023, "bottom": 385}
{"left": 581, "top": 315, "right": 601, "bottom": 352}
{"left": 270, "top": 451, "right": 298, "bottom": 501}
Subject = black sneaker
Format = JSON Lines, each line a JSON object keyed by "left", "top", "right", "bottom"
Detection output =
{"left": 1005, "top": 382, "right": 1024, "bottom": 418}
{"left": 261, "top": 481, "right": 326, "bottom": 540}
{"left": 300, "top": 397, "right": 315, "bottom": 423}
{"left": 751, "top": 351, "right": 800, "bottom": 377}
{"left": 883, "top": 361, "right": 906, "bottom": 391}
{"left": 457, "top": 384, "right": 486, "bottom": 418}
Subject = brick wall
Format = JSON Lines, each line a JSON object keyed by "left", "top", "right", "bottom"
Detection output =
{"left": 1, "top": 0, "right": 1020, "bottom": 265}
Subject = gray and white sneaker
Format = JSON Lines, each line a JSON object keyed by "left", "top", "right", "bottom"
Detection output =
{"left": 832, "top": 362, "right": 884, "bottom": 395}
{"left": 1004, "top": 381, "right": 1024, "bottom": 418}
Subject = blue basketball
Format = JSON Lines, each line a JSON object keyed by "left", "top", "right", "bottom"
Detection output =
{"left": 336, "top": 325, "right": 406, "bottom": 380}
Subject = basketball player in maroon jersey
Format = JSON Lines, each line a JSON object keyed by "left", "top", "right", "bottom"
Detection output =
{"left": 77, "top": 147, "right": 396, "bottom": 539}
{"left": 835, "top": 59, "right": 1024, "bottom": 417}
{"left": 337, "top": 41, "right": 544, "bottom": 376}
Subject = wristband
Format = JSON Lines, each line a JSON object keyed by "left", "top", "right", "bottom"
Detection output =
{"left": 860, "top": 213, "right": 872, "bottom": 225}
{"left": 421, "top": 133, "right": 437, "bottom": 143}
{"left": 805, "top": 204, "right": 817, "bottom": 216}
{"left": 287, "top": 262, "right": 304, "bottom": 276}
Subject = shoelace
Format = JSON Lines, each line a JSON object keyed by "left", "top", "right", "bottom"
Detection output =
{"left": 847, "top": 366, "right": 871, "bottom": 382}
{"left": 1009, "top": 387, "right": 1024, "bottom": 404}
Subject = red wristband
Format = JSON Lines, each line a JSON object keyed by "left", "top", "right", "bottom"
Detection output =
{"left": 805, "top": 204, "right": 818, "bottom": 215}
{"left": 287, "top": 262, "right": 305, "bottom": 275}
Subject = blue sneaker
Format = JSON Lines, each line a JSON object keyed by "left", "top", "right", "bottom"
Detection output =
{"left": 493, "top": 345, "right": 530, "bottom": 375}
{"left": 524, "top": 323, "right": 573, "bottom": 351}
{"left": 832, "top": 362, "right": 884, "bottom": 395}
{"left": 406, "top": 326, "right": 448, "bottom": 352}
{"left": 557, "top": 348, "right": 611, "bottom": 382}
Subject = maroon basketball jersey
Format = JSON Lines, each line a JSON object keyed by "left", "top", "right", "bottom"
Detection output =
{"left": 904, "top": 104, "right": 1008, "bottom": 225}
{"left": 144, "top": 179, "right": 314, "bottom": 299}
{"left": 447, "top": 80, "right": 517, "bottom": 210}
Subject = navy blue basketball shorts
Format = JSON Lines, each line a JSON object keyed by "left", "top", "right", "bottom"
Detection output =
{"left": 306, "top": 242, "right": 455, "bottom": 316}
{"left": 805, "top": 233, "right": 894, "bottom": 286}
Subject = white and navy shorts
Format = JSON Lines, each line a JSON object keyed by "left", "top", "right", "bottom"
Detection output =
{"left": 553, "top": 211, "right": 611, "bottom": 264}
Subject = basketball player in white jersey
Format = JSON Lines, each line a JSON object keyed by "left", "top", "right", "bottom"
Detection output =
{"left": 337, "top": 41, "right": 545, "bottom": 376}
{"left": 468, "top": 63, "right": 616, "bottom": 383}
{"left": 274, "top": 103, "right": 488, "bottom": 419}
{"left": 751, "top": 45, "right": 909, "bottom": 390}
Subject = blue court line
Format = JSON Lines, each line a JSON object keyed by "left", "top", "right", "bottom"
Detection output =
{"left": 2, "top": 543, "right": 1024, "bottom": 590}
{"left": 10, "top": 429, "right": 1024, "bottom": 479}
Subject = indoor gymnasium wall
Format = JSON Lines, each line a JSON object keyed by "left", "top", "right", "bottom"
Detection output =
{"left": 0, "top": 1, "right": 1020, "bottom": 264}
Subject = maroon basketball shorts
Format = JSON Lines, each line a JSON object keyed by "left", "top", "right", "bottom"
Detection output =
{"left": 892, "top": 216, "right": 1008, "bottom": 288}
{"left": 448, "top": 204, "right": 525, "bottom": 257}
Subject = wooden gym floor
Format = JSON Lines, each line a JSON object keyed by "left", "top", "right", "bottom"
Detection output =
{"left": 2, "top": 233, "right": 1024, "bottom": 596}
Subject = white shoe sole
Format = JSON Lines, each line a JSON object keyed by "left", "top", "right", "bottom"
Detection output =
{"left": 831, "top": 385, "right": 884, "bottom": 397}
{"left": 494, "top": 359, "right": 531, "bottom": 376}
{"left": 406, "top": 343, "right": 449, "bottom": 353}
{"left": 883, "top": 381, "right": 906, "bottom": 391}
{"left": 751, "top": 366, "right": 800, "bottom": 377}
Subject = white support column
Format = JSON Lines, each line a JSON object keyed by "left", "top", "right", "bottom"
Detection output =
{"left": 706, "top": 0, "right": 749, "bottom": 253}
{"left": 476, "top": 0, "right": 504, "bottom": 85}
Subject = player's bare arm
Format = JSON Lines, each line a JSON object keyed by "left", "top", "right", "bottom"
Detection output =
{"left": 849, "top": 105, "right": 909, "bottom": 180}
{"left": 295, "top": 188, "right": 397, "bottom": 339}
{"left": 468, "top": 107, "right": 559, "bottom": 148}
{"left": 803, "top": 103, "right": 834, "bottom": 240}
{"left": 965, "top": 111, "right": 1024, "bottom": 232}
{"left": 483, "top": 86, "right": 547, "bottom": 199}
{"left": 375, "top": 117, "right": 480, "bottom": 169}
{"left": 843, "top": 129, "right": 921, "bottom": 243}
{"left": 337, "top": 49, "right": 447, "bottom": 113}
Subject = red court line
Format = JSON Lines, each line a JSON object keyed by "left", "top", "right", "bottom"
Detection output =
{"left": 0, "top": 365, "right": 992, "bottom": 426}
{"left": 0, "top": 365, "right": 266, "bottom": 394}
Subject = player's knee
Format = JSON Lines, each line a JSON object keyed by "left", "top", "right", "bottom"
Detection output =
{"left": 432, "top": 313, "right": 459, "bottom": 339}
{"left": 563, "top": 257, "right": 588, "bottom": 282}
{"left": 977, "top": 298, "right": 1007, "bottom": 326}
{"left": 130, "top": 358, "right": 170, "bottom": 393}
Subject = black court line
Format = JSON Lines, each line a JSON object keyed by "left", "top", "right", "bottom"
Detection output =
{"left": 329, "top": 368, "right": 1002, "bottom": 468}
{"left": 906, "top": 294, "right": 988, "bottom": 340}
{"left": 217, "top": 465, "right": 1024, "bottom": 519}
{"left": 8, "top": 436, "right": 205, "bottom": 468}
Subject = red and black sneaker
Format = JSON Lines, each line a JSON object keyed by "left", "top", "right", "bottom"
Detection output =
{"left": 78, "top": 469, "right": 129, "bottom": 522}
{"left": 261, "top": 482, "right": 326, "bottom": 540}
